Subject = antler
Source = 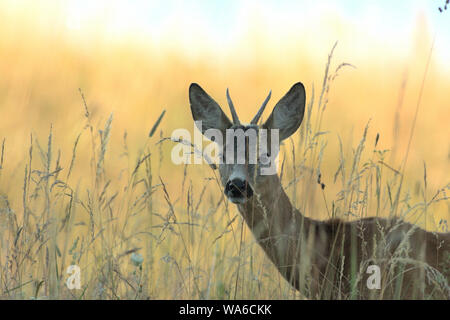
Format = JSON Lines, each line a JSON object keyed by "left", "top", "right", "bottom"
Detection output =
{"left": 226, "top": 88, "right": 240, "bottom": 125}
{"left": 250, "top": 90, "right": 271, "bottom": 124}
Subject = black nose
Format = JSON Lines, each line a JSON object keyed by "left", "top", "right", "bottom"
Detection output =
{"left": 225, "top": 179, "right": 253, "bottom": 198}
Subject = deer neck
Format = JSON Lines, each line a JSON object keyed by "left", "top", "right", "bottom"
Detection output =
{"left": 236, "top": 175, "right": 315, "bottom": 262}
{"left": 233, "top": 175, "right": 331, "bottom": 292}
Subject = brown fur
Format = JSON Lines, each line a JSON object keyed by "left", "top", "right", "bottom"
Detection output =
{"left": 238, "top": 175, "right": 450, "bottom": 299}
{"left": 188, "top": 82, "right": 449, "bottom": 299}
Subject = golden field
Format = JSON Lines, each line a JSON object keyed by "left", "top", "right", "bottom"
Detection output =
{"left": 0, "top": 1, "right": 448, "bottom": 299}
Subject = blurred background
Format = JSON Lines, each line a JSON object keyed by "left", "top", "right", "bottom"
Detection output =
{"left": 1, "top": 0, "right": 448, "bottom": 212}
{"left": 0, "top": 0, "right": 449, "bottom": 299}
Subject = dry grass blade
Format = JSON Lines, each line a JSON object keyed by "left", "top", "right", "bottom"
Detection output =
{"left": 149, "top": 109, "right": 166, "bottom": 138}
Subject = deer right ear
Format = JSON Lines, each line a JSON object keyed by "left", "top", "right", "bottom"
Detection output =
{"left": 189, "top": 83, "right": 232, "bottom": 135}
{"left": 263, "top": 82, "right": 306, "bottom": 141}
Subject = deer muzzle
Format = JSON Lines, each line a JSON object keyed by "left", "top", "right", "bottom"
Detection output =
{"left": 225, "top": 178, "right": 254, "bottom": 203}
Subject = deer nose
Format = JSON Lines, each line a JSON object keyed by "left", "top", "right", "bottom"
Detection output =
{"left": 225, "top": 179, "right": 254, "bottom": 198}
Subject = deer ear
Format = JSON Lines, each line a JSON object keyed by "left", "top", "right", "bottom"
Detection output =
{"left": 189, "top": 83, "right": 232, "bottom": 135}
{"left": 263, "top": 82, "right": 306, "bottom": 141}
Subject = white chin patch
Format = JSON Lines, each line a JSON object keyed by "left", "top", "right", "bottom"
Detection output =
{"left": 228, "top": 196, "right": 247, "bottom": 204}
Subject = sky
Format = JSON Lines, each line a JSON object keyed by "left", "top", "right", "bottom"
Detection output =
{"left": 62, "top": 1, "right": 449, "bottom": 36}
{"left": 1, "top": 0, "right": 449, "bottom": 66}
{"left": 60, "top": 0, "right": 450, "bottom": 65}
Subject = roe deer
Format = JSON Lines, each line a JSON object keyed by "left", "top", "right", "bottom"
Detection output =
{"left": 188, "top": 82, "right": 449, "bottom": 299}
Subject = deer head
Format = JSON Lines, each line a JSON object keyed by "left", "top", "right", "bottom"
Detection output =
{"left": 189, "top": 82, "right": 306, "bottom": 204}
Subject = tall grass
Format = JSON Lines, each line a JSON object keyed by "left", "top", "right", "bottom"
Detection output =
{"left": 0, "top": 42, "right": 448, "bottom": 299}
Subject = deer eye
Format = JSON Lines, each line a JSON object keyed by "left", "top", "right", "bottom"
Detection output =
{"left": 259, "top": 152, "right": 271, "bottom": 165}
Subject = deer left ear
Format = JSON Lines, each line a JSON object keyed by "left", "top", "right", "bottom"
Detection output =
{"left": 263, "top": 82, "right": 306, "bottom": 141}
{"left": 189, "top": 83, "right": 232, "bottom": 136}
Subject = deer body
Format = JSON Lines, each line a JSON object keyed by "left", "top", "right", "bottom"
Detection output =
{"left": 188, "top": 82, "right": 450, "bottom": 299}
{"left": 238, "top": 173, "right": 449, "bottom": 299}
